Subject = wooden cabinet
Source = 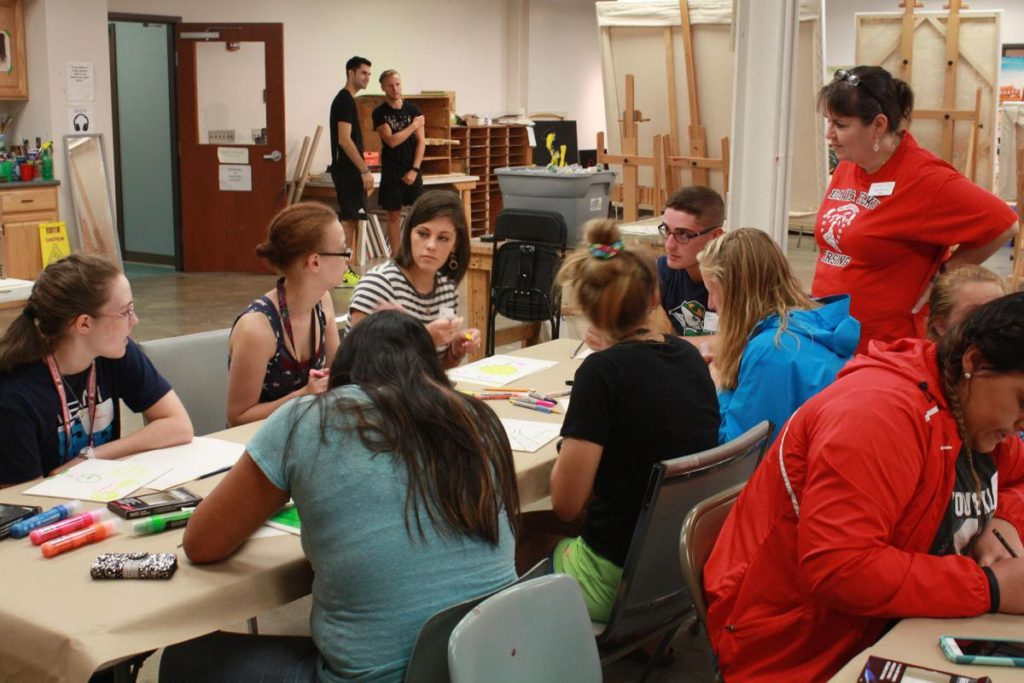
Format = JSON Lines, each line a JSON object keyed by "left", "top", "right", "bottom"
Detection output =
{"left": 0, "top": 0, "right": 28, "bottom": 100}
{"left": 356, "top": 92, "right": 456, "bottom": 176}
{"left": 451, "top": 125, "right": 532, "bottom": 235}
{"left": 0, "top": 184, "right": 59, "bottom": 279}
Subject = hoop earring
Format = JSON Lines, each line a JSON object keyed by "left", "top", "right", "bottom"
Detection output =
{"left": 448, "top": 253, "right": 458, "bottom": 271}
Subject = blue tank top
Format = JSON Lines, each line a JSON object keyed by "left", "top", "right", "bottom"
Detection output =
{"left": 232, "top": 295, "right": 328, "bottom": 403}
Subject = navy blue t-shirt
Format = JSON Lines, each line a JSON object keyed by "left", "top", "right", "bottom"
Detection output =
{"left": 657, "top": 256, "right": 717, "bottom": 336}
{"left": 0, "top": 339, "right": 171, "bottom": 484}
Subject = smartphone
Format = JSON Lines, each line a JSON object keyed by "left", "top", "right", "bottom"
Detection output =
{"left": 939, "top": 635, "right": 1024, "bottom": 667}
{"left": 0, "top": 503, "right": 42, "bottom": 540}
{"left": 107, "top": 487, "right": 203, "bottom": 519}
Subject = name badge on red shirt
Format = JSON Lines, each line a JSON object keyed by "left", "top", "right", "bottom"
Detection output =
{"left": 867, "top": 181, "right": 895, "bottom": 197}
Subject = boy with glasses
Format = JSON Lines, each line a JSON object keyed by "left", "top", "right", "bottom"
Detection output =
{"left": 656, "top": 186, "right": 725, "bottom": 337}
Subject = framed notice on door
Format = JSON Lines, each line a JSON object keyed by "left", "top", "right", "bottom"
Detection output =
{"left": 0, "top": 0, "right": 27, "bottom": 100}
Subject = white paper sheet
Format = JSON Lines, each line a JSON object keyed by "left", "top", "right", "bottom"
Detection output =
{"left": 122, "top": 437, "right": 246, "bottom": 491}
{"left": 499, "top": 418, "right": 562, "bottom": 453}
{"left": 25, "top": 459, "right": 173, "bottom": 503}
{"left": 447, "top": 354, "right": 558, "bottom": 387}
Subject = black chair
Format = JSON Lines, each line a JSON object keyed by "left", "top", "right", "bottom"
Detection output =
{"left": 486, "top": 209, "right": 568, "bottom": 357}
{"left": 594, "top": 421, "right": 772, "bottom": 682}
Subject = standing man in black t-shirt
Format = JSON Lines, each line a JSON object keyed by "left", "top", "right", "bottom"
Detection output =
{"left": 330, "top": 55, "right": 373, "bottom": 285}
{"left": 372, "top": 70, "right": 425, "bottom": 253}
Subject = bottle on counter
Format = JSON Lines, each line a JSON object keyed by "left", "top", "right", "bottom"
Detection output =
{"left": 40, "top": 142, "right": 53, "bottom": 181}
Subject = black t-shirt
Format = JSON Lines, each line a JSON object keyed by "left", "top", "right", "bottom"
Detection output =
{"left": 561, "top": 336, "right": 720, "bottom": 566}
{"left": 330, "top": 88, "right": 362, "bottom": 172}
{"left": 657, "top": 256, "right": 717, "bottom": 336}
{"left": 929, "top": 446, "right": 998, "bottom": 556}
{"left": 372, "top": 101, "right": 422, "bottom": 176}
{"left": 0, "top": 340, "right": 172, "bottom": 484}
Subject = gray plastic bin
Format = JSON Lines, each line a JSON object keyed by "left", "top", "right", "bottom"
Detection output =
{"left": 495, "top": 167, "right": 615, "bottom": 246}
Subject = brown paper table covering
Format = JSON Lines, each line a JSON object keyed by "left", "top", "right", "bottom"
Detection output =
{"left": 0, "top": 337, "right": 582, "bottom": 682}
{"left": 831, "top": 613, "right": 1024, "bottom": 681}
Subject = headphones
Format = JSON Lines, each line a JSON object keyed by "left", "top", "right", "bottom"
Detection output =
{"left": 73, "top": 113, "right": 89, "bottom": 132}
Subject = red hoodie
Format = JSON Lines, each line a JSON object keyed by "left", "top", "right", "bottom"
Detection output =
{"left": 703, "top": 339, "right": 1024, "bottom": 682}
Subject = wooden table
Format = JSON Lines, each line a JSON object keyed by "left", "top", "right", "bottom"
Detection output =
{"left": 831, "top": 614, "right": 1024, "bottom": 681}
{"left": 0, "top": 338, "right": 580, "bottom": 682}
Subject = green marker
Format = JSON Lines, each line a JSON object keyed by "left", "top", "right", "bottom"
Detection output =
{"left": 132, "top": 508, "right": 195, "bottom": 535}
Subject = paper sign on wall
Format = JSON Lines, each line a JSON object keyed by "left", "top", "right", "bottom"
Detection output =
{"left": 67, "top": 62, "right": 95, "bottom": 101}
{"left": 217, "top": 147, "right": 249, "bottom": 164}
{"left": 68, "top": 105, "right": 94, "bottom": 133}
{"left": 38, "top": 222, "right": 71, "bottom": 267}
{"left": 219, "top": 164, "right": 252, "bottom": 192}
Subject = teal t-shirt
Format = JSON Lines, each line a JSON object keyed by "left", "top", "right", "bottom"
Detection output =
{"left": 248, "top": 386, "right": 517, "bottom": 682}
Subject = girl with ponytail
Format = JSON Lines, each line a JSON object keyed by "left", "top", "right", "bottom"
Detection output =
{"left": 0, "top": 254, "right": 192, "bottom": 485}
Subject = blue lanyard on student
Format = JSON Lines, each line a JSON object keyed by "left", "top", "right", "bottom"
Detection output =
{"left": 44, "top": 354, "right": 97, "bottom": 463}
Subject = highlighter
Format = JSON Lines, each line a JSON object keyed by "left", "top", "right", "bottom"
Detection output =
{"left": 8, "top": 500, "right": 81, "bottom": 539}
{"left": 41, "top": 520, "right": 117, "bottom": 558}
{"left": 133, "top": 508, "right": 195, "bottom": 535}
{"left": 30, "top": 509, "right": 107, "bottom": 545}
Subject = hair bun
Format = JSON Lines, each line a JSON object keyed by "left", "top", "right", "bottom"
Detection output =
{"left": 582, "top": 218, "right": 622, "bottom": 246}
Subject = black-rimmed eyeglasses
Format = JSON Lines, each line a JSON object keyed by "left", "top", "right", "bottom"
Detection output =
{"left": 657, "top": 223, "right": 719, "bottom": 244}
{"left": 318, "top": 250, "right": 352, "bottom": 259}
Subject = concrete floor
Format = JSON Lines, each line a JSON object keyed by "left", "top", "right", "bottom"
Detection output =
{"left": 8, "top": 236, "right": 1018, "bottom": 682}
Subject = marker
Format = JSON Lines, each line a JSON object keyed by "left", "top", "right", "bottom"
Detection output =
{"left": 510, "top": 398, "right": 558, "bottom": 414}
{"left": 463, "top": 331, "right": 474, "bottom": 341}
{"left": 198, "top": 465, "right": 232, "bottom": 480}
{"left": 309, "top": 369, "right": 328, "bottom": 379}
{"left": 565, "top": 380, "right": 573, "bottom": 386}
{"left": 993, "top": 529, "right": 1020, "bottom": 559}
{"left": 29, "top": 509, "right": 107, "bottom": 545}
{"left": 518, "top": 395, "right": 557, "bottom": 408}
{"left": 544, "top": 389, "right": 572, "bottom": 399}
{"left": 440, "top": 306, "right": 456, "bottom": 321}
{"left": 133, "top": 508, "right": 195, "bottom": 535}
{"left": 472, "top": 392, "right": 520, "bottom": 400}
{"left": 40, "top": 520, "right": 117, "bottom": 558}
{"left": 8, "top": 500, "right": 80, "bottom": 539}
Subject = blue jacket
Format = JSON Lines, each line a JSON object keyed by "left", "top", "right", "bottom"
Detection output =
{"left": 718, "top": 295, "right": 859, "bottom": 445}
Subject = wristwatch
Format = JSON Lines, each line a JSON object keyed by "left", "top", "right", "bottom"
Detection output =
{"left": 78, "top": 446, "right": 97, "bottom": 460}
{"left": 411, "top": 167, "right": 421, "bottom": 174}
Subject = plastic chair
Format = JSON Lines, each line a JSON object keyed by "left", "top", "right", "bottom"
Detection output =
{"left": 447, "top": 574, "right": 602, "bottom": 683}
{"left": 403, "top": 559, "right": 549, "bottom": 683}
{"left": 680, "top": 482, "right": 745, "bottom": 640}
{"left": 138, "top": 327, "right": 231, "bottom": 436}
{"left": 593, "top": 421, "right": 772, "bottom": 681}
{"left": 486, "top": 209, "right": 568, "bottom": 356}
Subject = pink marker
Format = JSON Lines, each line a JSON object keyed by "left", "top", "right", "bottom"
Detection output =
{"left": 30, "top": 509, "right": 107, "bottom": 545}
{"left": 309, "top": 369, "right": 328, "bottom": 379}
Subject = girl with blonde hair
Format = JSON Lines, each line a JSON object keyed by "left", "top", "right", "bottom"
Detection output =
{"left": 698, "top": 228, "right": 859, "bottom": 443}
{"left": 926, "top": 265, "right": 1006, "bottom": 341}
{"left": 545, "top": 218, "right": 719, "bottom": 621}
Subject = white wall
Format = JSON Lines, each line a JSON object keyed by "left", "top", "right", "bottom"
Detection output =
{"left": 825, "top": 0, "right": 1024, "bottom": 68}
{"left": 528, "top": 0, "right": 605, "bottom": 151}
{"left": 107, "top": 0, "right": 513, "bottom": 174}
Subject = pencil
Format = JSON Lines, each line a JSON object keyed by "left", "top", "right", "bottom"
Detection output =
{"left": 571, "top": 340, "right": 585, "bottom": 358}
{"left": 993, "top": 529, "right": 1020, "bottom": 558}
{"left": 484, "top": 387, "right": 530, "bottom": 392}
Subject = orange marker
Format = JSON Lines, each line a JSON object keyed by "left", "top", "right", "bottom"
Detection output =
{"left": 40, "top": 520, "right": 117, "bottom": 558}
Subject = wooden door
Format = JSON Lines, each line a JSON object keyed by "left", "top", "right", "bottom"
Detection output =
{"left": 175, "top": 23, "right": 285, "bottom": 272}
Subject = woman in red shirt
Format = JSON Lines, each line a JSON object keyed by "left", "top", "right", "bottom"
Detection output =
{"left": 811, "top": 65, "right": 1017, "bottom": 353}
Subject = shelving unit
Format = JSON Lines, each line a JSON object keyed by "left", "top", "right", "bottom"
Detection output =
{"left": 451, "top": 124, "right": 531, "bottom": 236}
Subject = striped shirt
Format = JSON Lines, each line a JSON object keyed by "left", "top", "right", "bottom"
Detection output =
{"left": 346, "top": 260, "right": 459, "bottom": 355}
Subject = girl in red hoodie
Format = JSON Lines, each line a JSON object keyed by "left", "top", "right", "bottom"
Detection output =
{"left": 704, "top": 293, "right": 1024, "bottom": 681}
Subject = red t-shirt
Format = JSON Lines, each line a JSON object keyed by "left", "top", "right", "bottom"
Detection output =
{"left": 811, "top": 132, "right": 1016, "bottom": 353}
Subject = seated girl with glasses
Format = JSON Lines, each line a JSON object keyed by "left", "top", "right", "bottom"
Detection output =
{"left": 227, "top": 202, "right": 346, "bottom": 427}
{"left": 346, "top": 190, "right": 479, "bottom": 368}
{"left": 535, "top": 218, "right": 720, "bottom": 622}
{"left": 0, "top": 254, "right": 193, "bottom": 486}
{"left": 167, "top": 311, "right": 518, "bottom": 682}
{"left": 698, "top": 228, "right": 860, "bottom": 444}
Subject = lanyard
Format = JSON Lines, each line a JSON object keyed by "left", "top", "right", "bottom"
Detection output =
{"left": 44, "top": 354, "right": 97, "bottom": 463}
{"left": 276, "top": 278, "right": 320, "bottom": 368}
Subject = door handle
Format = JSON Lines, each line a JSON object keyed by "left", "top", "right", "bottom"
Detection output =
{"left": 263, "top": 150, "right": 283, "bottom": 162}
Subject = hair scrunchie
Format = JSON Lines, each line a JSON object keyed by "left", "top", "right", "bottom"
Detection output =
{"left": 589, "top": 240, "right": 623, "bottom": 260}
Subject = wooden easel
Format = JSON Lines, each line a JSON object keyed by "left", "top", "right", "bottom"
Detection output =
{"left": 895, "top": 0, "right": 983, "bottom": 181}
{"left": 596, "top": 74, "right": 664, "bottom": 221}
{"left": 661, "top": 0, "right": 730, "bottom": 194}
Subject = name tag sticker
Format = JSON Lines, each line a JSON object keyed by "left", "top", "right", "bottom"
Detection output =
{"left": 868, "top": 181, "right": 895, "bottom": 197}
